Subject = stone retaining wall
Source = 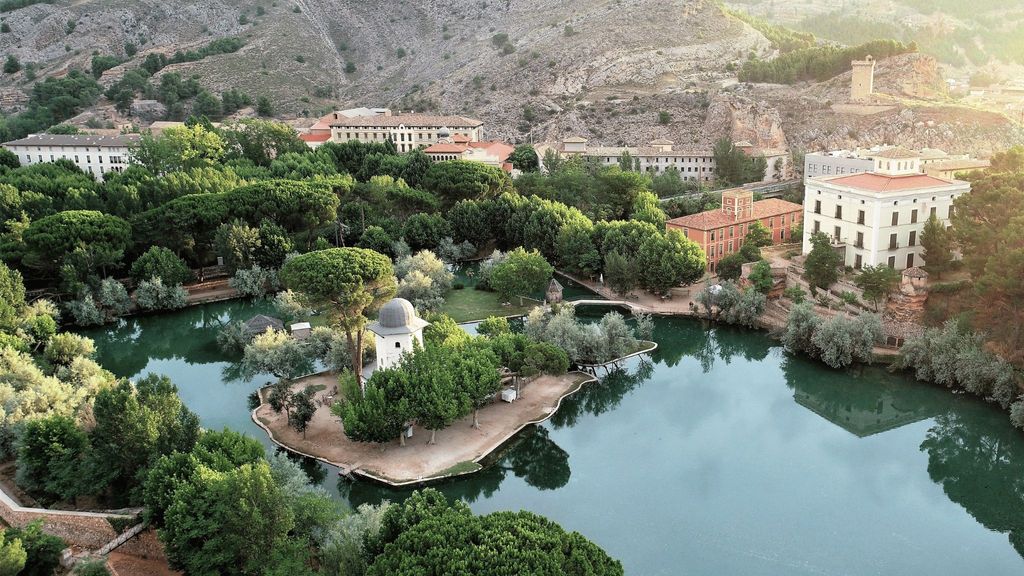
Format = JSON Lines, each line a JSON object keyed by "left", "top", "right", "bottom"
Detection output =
{"left": 0, "top": 483, "right": 134, "bottom": 550}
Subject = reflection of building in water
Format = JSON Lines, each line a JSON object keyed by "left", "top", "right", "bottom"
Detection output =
{"left": 793, "top": 379, "right": 944, "bottom": 438}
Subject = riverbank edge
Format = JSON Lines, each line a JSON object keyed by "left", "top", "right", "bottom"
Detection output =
{"left": 251, "top": 370, "right": 605, "bottom": 488}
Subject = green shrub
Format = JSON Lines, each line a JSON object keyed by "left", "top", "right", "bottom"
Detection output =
{"left": 839, "top": 291, "right": 859, "bottom": 306}
{"left": 1011, "top": 399, "right": 1024, "bottom": 431}
{"left": 135, "top": 278, "right": 188, "bottom": 311}
{"left": 783, "top": 286, "right": 806, "bottom": 304}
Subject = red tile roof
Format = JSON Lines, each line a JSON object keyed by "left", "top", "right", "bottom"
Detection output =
{"left": 666, "top": 198, "right": 802, "bottom": 231}
{"left": 423, "top": 143, "right": 468, "bottom": 153}
{"left": 451, "top": 134, "right": 472, "bottom": 143}
{"left": 824, "top": 172, "right": 955, "bottom": 192}
{"left": 299, "top": 132, "right": 331, "bottom": 143}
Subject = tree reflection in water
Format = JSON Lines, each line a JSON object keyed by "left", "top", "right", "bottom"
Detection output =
{"left": 79, "top": 299, "right": 275, "bottom": 379}
{"left": 922, "top": 410, "right": 1024, "bottom": 559}
{"left": 549, "top": 361, "right": 653, "bottom": 429}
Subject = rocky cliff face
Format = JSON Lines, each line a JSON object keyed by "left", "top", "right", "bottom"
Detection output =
{"left": 0, "top": 0, "right": 1019, "bottom": 155}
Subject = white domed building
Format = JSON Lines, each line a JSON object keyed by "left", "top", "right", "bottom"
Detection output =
{"left": 367, "top": 298, "right": 430, "bottom": 370}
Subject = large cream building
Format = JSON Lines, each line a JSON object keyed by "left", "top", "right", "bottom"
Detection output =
{"left": 3, "top": 133, "right": 140, "bottom": 178}
{"left": 537, "top": 137, "right": 718, "bottom": 181}
{"left": 802, "top": 148, "right": 970, "bottom": 271}
{"left": 322, "top": 110, "right": 484, "bottom": 153}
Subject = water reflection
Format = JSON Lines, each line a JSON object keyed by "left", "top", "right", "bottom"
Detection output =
{"left": 502, "top": 426, "right": 571, "bottom": 490}
{"left": 549, "top": 363, "right": 653, "bottom": 429}
{"left": 647, "top": 318, "right": 771, "bottom": 371}
{"left": 80, "top": 300, "right": 273, "bottom": 379}
{"left": 781, "top": 356, "right": 946, "bottom": 437}
{"left": 922, "top": 410, "right": 1024, "bottom": 558}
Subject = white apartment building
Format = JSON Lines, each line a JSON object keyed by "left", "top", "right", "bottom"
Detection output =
{"left": 326, "top": 112, "right": 484, "bottom": 153}
{"left": 803, "top": 147, "right": 971, "bottom": 182}
{"left": 803, "top": 151, "right": 874, "bottom": 181}
{"left": 3, "top": 133, "right": 141, "bottom": 178}
{"left": 537, "top": 137, "right": 717, "bottom": 181}
{"left": 802, "top": 147, "right": 970, "bottom": 271}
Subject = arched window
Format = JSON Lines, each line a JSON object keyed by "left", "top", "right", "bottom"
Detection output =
{"left": 395, "top": 342, "right": 401, "bottom": 348}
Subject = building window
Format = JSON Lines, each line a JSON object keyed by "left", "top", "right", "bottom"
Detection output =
{"left": 930, "top": 207, "right": 937, "bottom": 219}
{"left": 906, "top": 253, "right": 915, "bottom": 268}
{"left": 888, "top": 256, "right": 896, "bottom": 268}
{"left": 814, "top": 200, "right": 821, "bottom": 214}
{"left": 729, "top": 226, "right": 734, "bottom": 238}
{"left": 395, "top": 341, "right": 401, "bottom": 348}
{"left": 834, "top": 226, "right": 841, "bottom": 241}
{"left": 710, "top": 230, "right": 716, "bottom": 241}
{"left": 769, "top": 218, "right": 774, "bottom": 228}
{"left": 813, "top": 220, "right": 820, "bottom": 233}
{"left": 891, "top": 212, "right": 899, "bottom": 226}
{"left": 835, "top": 206, "right": 842, "bottom": 219}
{"left": 948, "top": 205, "right": 954, "bottom": 218}
{"left": 911, "top": 209, "right": 918, "bottom": 224}
{"left": 909, "top": 231, "right": 917, "bottom": 247}
{"left": 889, "top": 233, "right": 898, "bottom": 250}
{"left": 854, "top": 254, "right": 863, "bottom": 269}
{"left": 728, "top": 240, "right": 733, "bottom": 253}
{"left": 857, "top": 210, "right": 865, "bottom": 225}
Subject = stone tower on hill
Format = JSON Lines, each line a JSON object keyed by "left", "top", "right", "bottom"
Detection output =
{"left": 851, "top": 56, "right": 876, "bottom": 102}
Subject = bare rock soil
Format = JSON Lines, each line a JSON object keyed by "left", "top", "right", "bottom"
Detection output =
{"left": 0, "top": 0, "right": 1019, "bottom": 154}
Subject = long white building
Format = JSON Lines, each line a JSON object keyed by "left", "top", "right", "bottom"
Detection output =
{"left": 802, "top": 148, "right": 969, "bottom": 271}
{"left": 537, "top": 137, "right": 718, "bottom": 181}
{"left": 324, "top": 111, "right": 483, "bottom": 153}
{"left": 3, "top": 133, "right": 140, "bottom": 178}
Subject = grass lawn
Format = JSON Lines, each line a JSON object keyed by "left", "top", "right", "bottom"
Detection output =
{"left": 438, "top": 288, "right": 538, "bottom": 323}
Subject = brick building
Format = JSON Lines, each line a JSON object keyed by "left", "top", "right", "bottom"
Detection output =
{"left": 666, "top": 189, "right": 803, "bottom": 273}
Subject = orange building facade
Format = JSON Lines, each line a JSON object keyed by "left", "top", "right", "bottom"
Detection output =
{"left": 666, "top": 189, "right": 803, "bottom": 273}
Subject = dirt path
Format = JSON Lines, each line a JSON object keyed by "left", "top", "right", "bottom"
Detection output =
{"left": 253, "top": 372, "right": 594, "bottom": 485}
{"left": 107, "top": 552, "right": 181, "bottom": 576}
{"left": 184, "top": 279, "right": 238, "bottom": 305}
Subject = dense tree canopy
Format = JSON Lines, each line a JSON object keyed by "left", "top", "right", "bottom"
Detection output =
{"left": 421, "top": 160, "right": 512, "bottom": 206}
{"left": 366, "top": 489, "right": 622, "bottom": 576}
{"left": 21, "top": 210, "right": 131, "bottom": 279}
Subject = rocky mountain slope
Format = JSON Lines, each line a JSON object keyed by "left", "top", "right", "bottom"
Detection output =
{"left": 0, "top": 0, "right": 1020, "bottom": 155}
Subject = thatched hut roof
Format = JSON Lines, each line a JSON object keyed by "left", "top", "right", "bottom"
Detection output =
{"left": 244, "top": 315, "right": 284, "bottom": 335}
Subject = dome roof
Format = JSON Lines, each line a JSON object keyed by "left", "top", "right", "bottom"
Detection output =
{"left": 368, "top": 298, "right": 430, "bottom": 336}
{"left": 378, "top": 298, "right": 418, "bottom": 328}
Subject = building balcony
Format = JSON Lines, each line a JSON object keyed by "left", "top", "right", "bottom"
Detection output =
{"left": 887, "top": 244, "right": 900, "bottom": 251}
